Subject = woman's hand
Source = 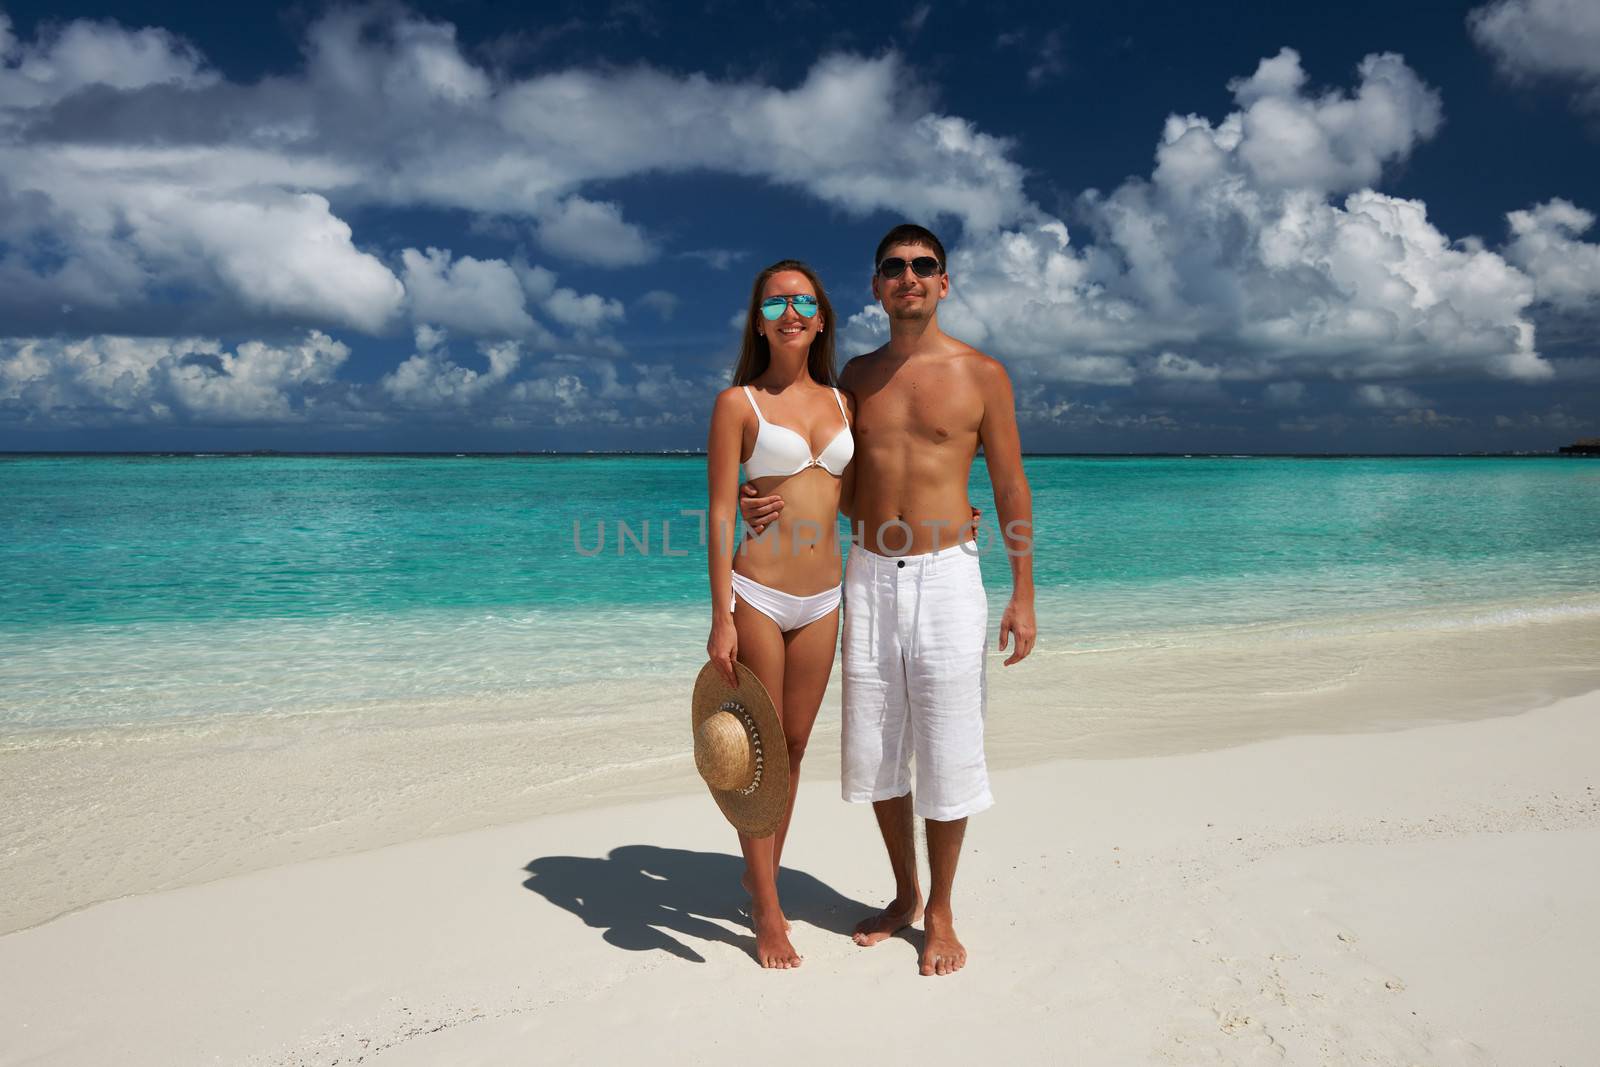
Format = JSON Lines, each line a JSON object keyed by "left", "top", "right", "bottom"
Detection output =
{"left": 707, "top": 614, "right": 739, "bottom": 686}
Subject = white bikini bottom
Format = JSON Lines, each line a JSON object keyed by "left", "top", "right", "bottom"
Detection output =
{"left": 730, "top": 572, "right": 842, "bottom": 633}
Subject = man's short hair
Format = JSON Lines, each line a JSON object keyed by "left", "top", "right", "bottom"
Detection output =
{"left": 875, "top": 224, "right": 946, "bottom": 271}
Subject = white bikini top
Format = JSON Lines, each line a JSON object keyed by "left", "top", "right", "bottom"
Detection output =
{"left": 741, "top": 385, "right": 854, "bottom": 479}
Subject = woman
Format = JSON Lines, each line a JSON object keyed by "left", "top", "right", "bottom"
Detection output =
{"left": 706, "top": 259, "right": 854, "bottom": 969}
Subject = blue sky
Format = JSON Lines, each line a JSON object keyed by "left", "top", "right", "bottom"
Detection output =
{"left": 1, "top": 0, "right": 1597, "bottom": 452}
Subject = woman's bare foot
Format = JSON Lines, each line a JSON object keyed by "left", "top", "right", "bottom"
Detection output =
{"left": 919, "top": 906, "right": 966, "bottom": 976}
{"left": 751, "top": 898, "right": 802, "bottom": 969}
{"left": 741, "top": 871, "right": 792, "bottom": 932}
{"left": 852, "top": 895, "right": 922, "bottom": 946}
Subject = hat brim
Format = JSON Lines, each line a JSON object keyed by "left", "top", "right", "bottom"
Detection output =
{"left": 692, "top": 661, "right": 789, "bottom": 837}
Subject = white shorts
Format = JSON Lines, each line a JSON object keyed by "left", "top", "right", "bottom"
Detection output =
{"left": 841, "top": 541, "right": 993, "bottom": 821}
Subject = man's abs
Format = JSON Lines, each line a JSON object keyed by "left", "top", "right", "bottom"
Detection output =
{"left": 851, "top": 455, "right": 977, "bottom": 556}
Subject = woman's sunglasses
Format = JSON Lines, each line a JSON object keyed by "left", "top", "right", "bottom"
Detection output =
{"left": 877, "top": 256, "right": 942, "bottom": 279}
{"left": 759, "top": 294, "right": 819, "bottom": 320}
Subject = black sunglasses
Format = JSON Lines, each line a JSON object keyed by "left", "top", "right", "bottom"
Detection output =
{"left": 877, "top": 256, "right": 942, "bottom": 280}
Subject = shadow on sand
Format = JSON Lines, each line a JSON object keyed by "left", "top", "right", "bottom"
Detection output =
{"left": 523, "top": 844, "right": 872, "bottom": 964}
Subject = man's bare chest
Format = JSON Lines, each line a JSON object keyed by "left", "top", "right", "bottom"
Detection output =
{"left": 855, "top": 371, "right": 981, "bottom": 445}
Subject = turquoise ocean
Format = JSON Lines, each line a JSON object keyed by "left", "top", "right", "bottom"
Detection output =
{"left": 3, "top": 455, "right": 1599, "bottom": 734}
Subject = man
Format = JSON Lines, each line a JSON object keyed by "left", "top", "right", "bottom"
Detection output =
{"left": 741, "top": 223, "right": 1036, "bottom": 976}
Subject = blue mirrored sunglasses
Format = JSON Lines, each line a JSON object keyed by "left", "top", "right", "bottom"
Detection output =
{"left": 759, "top": 294, "right": 819, "bottom": 321}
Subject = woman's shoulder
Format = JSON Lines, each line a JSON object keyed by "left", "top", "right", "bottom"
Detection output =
{"left": 711, "top": 385, "right": 752, "bottom": 419}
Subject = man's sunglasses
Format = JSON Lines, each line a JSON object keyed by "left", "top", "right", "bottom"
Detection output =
{"left": 759, "top": 294, "right": 819, "bottom": 320}
{"left": 877, "top": 256, "right": 942, "bottom": 279}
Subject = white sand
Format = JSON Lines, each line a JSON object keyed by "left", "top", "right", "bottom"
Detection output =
{"left": 6, "top": 602, "right": 1599, "bottom": 939}
{"left": 2, "top": 688, "right": 1596, "bottom": 1065}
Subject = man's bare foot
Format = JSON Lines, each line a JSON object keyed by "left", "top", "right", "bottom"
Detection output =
{"left": 741, "top": 871, "right": 791, "bottom": 932}
{"left": 852, "top": 896, "right": 922, "bottom": 946}
{"left": 751, "top": 898, "right": 802, "bottom": 969}
{"left": 919, "top": 906, "right": 966, "bottom": 976}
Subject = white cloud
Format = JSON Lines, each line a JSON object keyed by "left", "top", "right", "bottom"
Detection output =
{"left": 1223, "top": 49, "right": 1442, "bottom": 193}
{"left": 492, "top": 49, "right": 1026, "bottom": 229}
{"left": 542, "top": 287, "right": 625, "bottom": 332}
{"left": 681, "top": 248, "right": 748, "bottom": 271}
{"left": 514, "top": 261, "right": 558, "bottom": 301}
{"left": 306, "top": 9, "right": 491, "bottom": 105}
{"left": 891, "top": 49, "right": 1559, "bottom": 388}
{"left": 0, "top": 332, "right": 349, "bottom": 425}
{"left": 1469, "top": 0, "right": 1600, "bottom": 111}
{"left": 637, "top": 290, "right": 679, "bottom": 320}
{"left": 534, "top": 197, "right": 658, "bottom": 267}
{"left": 176, "top": 190, "right": 404, "bottom": 333}
{"left": 0, "top": 323, "right": 724, "bottom": 431}
{"left": 380, "top": 327, "right": 522, "bottom": 410}
{"left": 1504, "top": 199, "right": 1600, "bottom": 309}
{"left": 503, "top": 357, "right": 718, "bottom": 428}
{"left": 0, "top": 12, "right": 214, "bottom": 112}
{"left": 401, "top": 247, "right": 538, "bottom": 336}
{"left": 0, "top": 152, "right": 403, "bottom": 332}
{"left": 1353, "top": 383, "right": 1428, "bottom": 408}
{"left": 0, "top": 9, "right": 1031, "bottom": 342}
{"left": 1011, "top": 388, "right": 1181, "bottom": 432}
{"left": 166, "top": 9, "right": 1025, "bottom": 235}
{"left": 506, "top": 371, "right": 593, "bottom": 426}
{"left": 369, "top": 327, "right": 722, "bottom": 426}
{"left": 3, "top": 11, "right": 1597, "bottom": 436}
{"left": 1150, "top": 351, "right": 1222, "bottom": 381}
{"left": 1383, "top": 406, "right": 1464, "bottom": 428}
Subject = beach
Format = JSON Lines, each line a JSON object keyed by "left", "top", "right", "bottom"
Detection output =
{"left": 5, "top": 599, "right": 1598, "bottom": 941}
{"left": 2, "top": 683, "right": 1596, "bottom": 1064}
{"left": 6, "top": 0, "right": 1600, "bottom": 1056}
{"left": 3, "top": 455, "right": 1599, "bottom": 1063}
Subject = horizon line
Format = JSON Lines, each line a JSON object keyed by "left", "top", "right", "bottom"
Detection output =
{"left": 0, "top": 449, "right": 1581, "bottom": 459}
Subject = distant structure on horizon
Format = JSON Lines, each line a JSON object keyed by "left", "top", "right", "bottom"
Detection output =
{"left": 1558, "top": 438, "right": 1600, "bottom": 456}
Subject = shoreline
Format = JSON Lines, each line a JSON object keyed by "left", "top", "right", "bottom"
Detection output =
{"left": 1, "top": 684, "right": 1596, "bottom": 1063}
{"left": 4, "top": 600, "right": 1600, "bottom": 937}
{"left": 6, "top": 587, "right": 1598, "bottom": 738}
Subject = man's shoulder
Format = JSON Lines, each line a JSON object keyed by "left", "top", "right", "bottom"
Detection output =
{"left": 945, "top": 339, "right": 1008, "bottom": 380}
{"left": 839, "top": 348, "right": 887, "bottom": 383}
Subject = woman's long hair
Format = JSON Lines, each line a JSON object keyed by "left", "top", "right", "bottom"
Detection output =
{"left": 731, "top": 259, "right": 837, "bottom": 387}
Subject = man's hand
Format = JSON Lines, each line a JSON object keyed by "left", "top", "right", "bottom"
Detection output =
{"left": 998, "top": 597, "right": 1036, "bottom": 666}
{"left": 967, "top": 502, "right": 982, "bottom": 541}
{"left": 739, "top": 482, "right": 783, "bottom": 534}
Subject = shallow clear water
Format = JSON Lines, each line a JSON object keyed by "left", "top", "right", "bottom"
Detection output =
{"left": 3, "top": 454, "right": 1598, "bottom": 730}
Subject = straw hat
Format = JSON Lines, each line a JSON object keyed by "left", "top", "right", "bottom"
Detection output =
{"left": 691, "top": 661, "right": 789, "bottom": 837}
